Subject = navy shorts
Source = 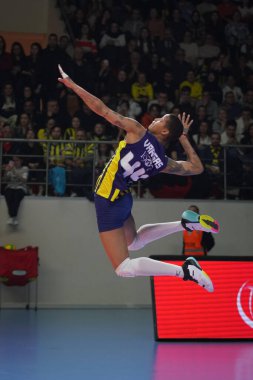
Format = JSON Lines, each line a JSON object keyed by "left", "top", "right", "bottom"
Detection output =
{"left": 94, "top": 192, "right": 133, "bottom": 232}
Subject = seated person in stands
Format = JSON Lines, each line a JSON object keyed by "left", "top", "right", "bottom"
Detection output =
{"left": 3, "top": 155, "right": 28, "bottom": 226}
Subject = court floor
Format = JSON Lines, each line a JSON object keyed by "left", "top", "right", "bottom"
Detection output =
{"left": 0, "top": 309, "right": 252, "bottom": 380}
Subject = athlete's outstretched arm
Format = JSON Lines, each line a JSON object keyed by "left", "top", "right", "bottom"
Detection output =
{"left": 58, "top": 65, "right": 143, "bottom": 134}
{"left": 162, "top": 113, "right": 204, "bottom": 176}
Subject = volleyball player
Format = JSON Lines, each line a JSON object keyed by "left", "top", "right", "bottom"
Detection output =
{"left": 58, "top": 65, "right": 219, "bottom": 292}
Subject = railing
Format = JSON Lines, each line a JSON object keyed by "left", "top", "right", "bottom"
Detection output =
{"left": 0, "top": 138, "right": 252, "bottom": 200}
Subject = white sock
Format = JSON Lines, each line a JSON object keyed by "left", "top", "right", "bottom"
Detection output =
{"left": 115, "top": 257, "right": 184, "bottom": 278}
{"left": 128, "top": 221, "right": 183, "bottom": 251}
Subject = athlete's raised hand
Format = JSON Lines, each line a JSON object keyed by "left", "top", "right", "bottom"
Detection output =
{"left": 58, "top": 64, "right": 74, "bottom": 89}
{"left": 178, "top": 112, "right": 193, "bottom": 137}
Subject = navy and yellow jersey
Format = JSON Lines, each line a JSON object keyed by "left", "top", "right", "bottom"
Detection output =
{"left": 64, "top": 128, "right": 76, "bottom": 140}
{"left": 95, "top": 131, "right": 168, "bottom": 201}
{"left": 42, "top": 141, "right": 70, "bottom": 165}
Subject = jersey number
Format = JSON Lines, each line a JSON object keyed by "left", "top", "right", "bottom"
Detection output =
{"left": 121, "top": 152, "right": 149, "bottom": 181}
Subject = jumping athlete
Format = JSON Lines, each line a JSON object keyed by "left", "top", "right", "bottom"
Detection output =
{"left": 58, "top": 65, "right": 219, "bottom": 292}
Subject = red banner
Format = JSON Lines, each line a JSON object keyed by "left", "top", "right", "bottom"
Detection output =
{"left": 152, "top": 259, "right": 253, "bottom": 340}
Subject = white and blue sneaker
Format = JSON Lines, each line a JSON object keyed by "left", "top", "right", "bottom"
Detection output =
{"left": 181, "top": 210, "right": 220, "bottom": 233}
{"left": 182, "top": 256, "right": 214, "bottom": 292}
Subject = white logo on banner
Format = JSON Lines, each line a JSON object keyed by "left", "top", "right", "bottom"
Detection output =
{"left": 237, "top": 281, "right": 253, "bottom": 328}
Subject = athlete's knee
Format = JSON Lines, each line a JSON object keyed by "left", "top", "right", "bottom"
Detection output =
{"left": 115, "top": 258, "right": 136, "bottom": 277}
{"left": 127, "top": 234, "right": 145, "bottom": 251}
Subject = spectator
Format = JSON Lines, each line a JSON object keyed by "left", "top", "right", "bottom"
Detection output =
{"left": 182, "top": 205, "right": 215, "bottom": 256}
{"left": 209, "top": 52, "right": 231, "bottom": 84}
{"left": 66, "top": 128, "right": 94, "bottom": 198}
{"left": 37, "top": 117, "right": 56, "bottom": 140}
{"left": 243, "top": 89, "right": 253, "bottom": 111}
{"left": 45, "top": 125, "right": 69, "bottom": 196}
{"left": 2, "top": 124, "right": 19, "bottom": 165}
{"left": 20, "top": 129, "right": 44, "bottom": 195}
{"left": 123, "top": 50, "right": 146, "bottom": 83}
{"left": 221, "top": 119, "right": 239, "bottom": 145}
{"left": 179, "top": 70, "right": 203, "bottom": 101}
{"left": 203, "top": 71, "right": 223, "bottom": 103}
{"left": 148, "top": 92, "right": 174, "bottom": 116}
{"left": 70, "top": 8, "right": 85, "bottom": 39}
{"left": 178, "top": 86, "right": 195, "bottom": 116}
{"left": 238, "top": 0, "right": 253, "bottom": 22}
{"left": 95, "top": 59, "right": 114, "bottom": 97}
{"left": 178, "top": 0, "right": 195, "bottom": 24}
{"left": 192, "top": 121, "right": 211, "bottom": 149}
{"left": 136, "top": 27, "right": 156, "bottom": 58}
{"left": 155, "top": 71, "right": 178, "bottom": 103}
{"left": 191, "top": 105, "right": 208, "bottom": 135}
{"left": 116, "top": 93, "right": 142, "bottom": 120}
{"left": 179, "top": 30, "right": 199, "bottom": 66}
{"left": 110, "top": 69, "right": 131, "bottom": 99}
{"left": 195, "top": 90, "right": 218, "bottom": 121}
{"left": 156, "top": 28, "right": 178, "bottom": 68}
{"left": 236, "top": 107, "right": 253, "bottom": 141}
{"left": 40, "top": 98, "right": 65, "bottom": 129}
{"left": 64, "top": 116, "right": 82, "bottom": 140}
{"left": 146, "top": 7, "right": 165, "bottom": 40}
{"left": 188, "top": 10, "right": 206, "bottom": 44}
{"left": 75, "top": 23, "right": 98, "bottom": 59}
{"left": 217, "top": 0, "right": 238, "bottom": 22}
{"left": 212, "top": 107, "right": 228, "bottom": 134}
{"left": 140, "top": 104, "right": 161, "bottom": 129}
{"left": 196, "top": 0, "right": 217, "bottom": 18}
{"left": 146, "top": 53, "right": 166, "bottom": 88}
{"left": 91, "top": 122, "right": 108, "bottom": 141}
{"left": 10, "top": 41, "right": 27, "bottom": 89}
{"left": 131, "top": 72, "right": 154, "bottom": 111}
{"left": 222, "top": 74, "right": 244, "bottom": 104}
{"left": 199, "top": 132, "right": 224, "bottom": 198}
{"left": 22, "top": 42, "right": 43, "bottom": 91}
{"left": 71, "top": 46, "right": 96, "bottom": 92}
{"left": 123, "top": 8, "right": 144, "bottom": 39}
{"left": 0, "top": 36, "right": 12, "bottom": 85}
{"left": 59, "top": 34, "right": 73, "bottom": 59}
{"left": 198, "top": 34, "right": 221, "bottom": 61}
{"left": 99, "top": 21, "right": 126, "bottom": 68}
{"left": 17, "top": 84, "right": 40, "bottom": 115}
{"left": 225, "top": 10, "right": 250, "bottom": 48}
{"left": 169, "top": 9, "right": 186, "bottom": 43}
{"left": 0, "top": 82, "right": 18, "bottom": 128}
{"left": 15, "top": 112, "right": 33, "bottom": 138}
{"left": 3, "top": 155, "right": 28, "bottom": 226}
{"left": 221, "top": 91, "right": 242, "bottom": 120}
{"left": 40, "top": 33, "right": 71, "bottom": 97}
{"left": 241, "top": 122, "right": 253, "bottom": 147}
{"left": 205, "top": 11, "right": 225, "bottom": 43}
{"left": 94, "top": 8, "right": 112, "bottom": 42}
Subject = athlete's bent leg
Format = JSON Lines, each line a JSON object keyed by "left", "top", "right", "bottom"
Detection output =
{"left": 127, "top": 221, "right": 183, "bottom": 251}
{"left": 99, "top": 227, "right": 213, "bottom": 292}
{"left": 99, "top": 227, "right": 184, "bottom": 277}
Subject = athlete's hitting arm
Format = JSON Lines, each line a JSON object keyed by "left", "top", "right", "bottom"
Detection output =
{"left": 58, "top": 65, "right": 143, "bottom": 134}
{"left": 162, "top": 113, "right": 204, "bottom": 176}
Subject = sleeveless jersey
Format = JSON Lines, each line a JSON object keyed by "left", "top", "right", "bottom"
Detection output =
{"left": 95, "top": 131, "right": 168, "bottom": 201}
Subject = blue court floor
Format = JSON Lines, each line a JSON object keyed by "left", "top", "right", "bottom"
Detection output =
{"left": 0, "top": 309, "right": 253, "bottom": 380}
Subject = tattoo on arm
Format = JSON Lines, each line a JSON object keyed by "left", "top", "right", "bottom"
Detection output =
{"left": 166, "top": 160, "right": 188, "bottom": 175}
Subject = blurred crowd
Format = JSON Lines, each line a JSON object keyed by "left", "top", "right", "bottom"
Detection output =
{"left": 0, "top": 0, "right": 253, "bottom": 200}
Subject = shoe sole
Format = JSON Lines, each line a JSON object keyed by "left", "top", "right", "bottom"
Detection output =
{"left": 199, "top": 214, "right": 220, "bottom": 233}
{"left": 186, "top": 257, "right": 214, "bottom": 293}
